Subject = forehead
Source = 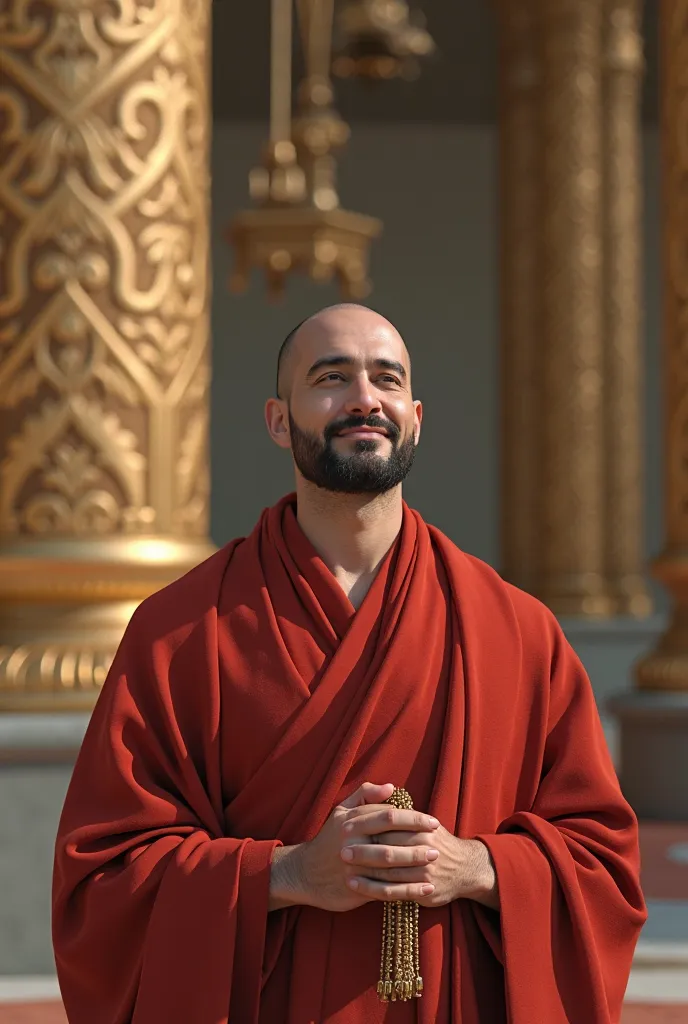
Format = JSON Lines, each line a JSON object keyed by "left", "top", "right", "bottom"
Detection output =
{"left": 292, "top": 314, "right": 410, "bottom": 373}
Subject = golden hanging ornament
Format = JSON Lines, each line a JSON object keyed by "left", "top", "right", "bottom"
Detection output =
{"left": 376, "top": 787, "right": 423, "bottom": 1002}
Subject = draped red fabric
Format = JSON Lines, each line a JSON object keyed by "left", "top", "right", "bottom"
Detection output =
{"left": 53, "top": 495, "right": 646, "bottom": 1023}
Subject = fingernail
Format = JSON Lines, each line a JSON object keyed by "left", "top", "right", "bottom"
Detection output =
{"left": 426, "top": 849, "right": 439, "bottom": 862}
{"left": 421, "top": 884, "right": 435, "bottom": 896}
{"left": 428, "top": 817, "right": 440, "bottom": 828}
{"left": 341, "top": 848, "right": 354, "bottom": 861}
{"left": 349, "top": 878, "right": 359, "bottom": 890}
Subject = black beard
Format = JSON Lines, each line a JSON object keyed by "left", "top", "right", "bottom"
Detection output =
{"left": 288, "top": 411, "right": 416, "bottom": 494}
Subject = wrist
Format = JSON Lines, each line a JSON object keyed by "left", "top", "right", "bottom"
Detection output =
{"left": 269, "top": 843, "right": 309, "bottom": 911}
{"left": 463, "top": 839, "right": 499, "bottom": 910}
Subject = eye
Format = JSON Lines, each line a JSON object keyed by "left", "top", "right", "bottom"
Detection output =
{"left": 378, "top": 374, "right": 401, "bottom": 385}
{"left": 318, "top": 372, "right": 346, "bottom": 383}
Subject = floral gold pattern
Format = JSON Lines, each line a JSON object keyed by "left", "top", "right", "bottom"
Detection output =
{"left": 0, "top": 0, "right": 211, "bottom": 539}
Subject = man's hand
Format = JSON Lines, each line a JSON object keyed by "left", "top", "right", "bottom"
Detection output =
{"left": 341, "top": 822, "right": 500, "bottom": 911}
{"left": 268, "top": 782, "right": 441, "bottom": 913}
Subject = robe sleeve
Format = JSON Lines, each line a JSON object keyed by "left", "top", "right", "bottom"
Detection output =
{"left": 52, "top": 585, "right": 279, "bottom": 1024}
{"left": 475, "top": 617, "right": 647, "bottom": 1024}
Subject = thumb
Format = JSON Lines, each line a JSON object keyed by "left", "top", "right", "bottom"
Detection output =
{"left": 340, "top": 782, "right": 394, "bottom": 810}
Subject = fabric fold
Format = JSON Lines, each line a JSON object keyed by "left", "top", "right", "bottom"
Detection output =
{"left": 53, "top": 546, "right": 283, "bottom": 1024}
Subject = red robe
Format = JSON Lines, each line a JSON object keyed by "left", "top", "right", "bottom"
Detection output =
{"left": 53, "top": 495, "right": 646, "bottom": 1023}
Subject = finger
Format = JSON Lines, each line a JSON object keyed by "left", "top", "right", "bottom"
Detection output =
{"left": 343, "top": 807, "right": 440, "bottom": 836}
{"left": 374, "top": 831, "right": 435, "bottom": 848}
{"left": 339, "top": 782, "right": 395, "bottom": 810}
{"left": 348, "top": 866, "right": 434, "bottom": 883}
{"left": 341, "top": 844, "right": 439, "bottom": 868}
{"left": 347, "top": 876, "right": 435, "bottom": 902}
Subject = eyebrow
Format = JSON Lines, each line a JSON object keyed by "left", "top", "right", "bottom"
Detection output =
{"left": 304, "top": 355, "right": 408, "bottom": 382}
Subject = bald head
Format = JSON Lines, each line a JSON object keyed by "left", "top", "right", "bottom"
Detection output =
{"left": 275, "top": 304, "right": 408, "bottom": 400}
{"left": 266, "top": 303, "right": 421, "bottom": 494}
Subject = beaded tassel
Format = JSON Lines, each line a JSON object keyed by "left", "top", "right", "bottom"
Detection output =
{"left": 376, "top": 787, "right": 424, "bottom": 1002}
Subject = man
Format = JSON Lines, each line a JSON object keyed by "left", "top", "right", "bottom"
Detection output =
{"left": 53, "top": 304, "right": 647, "bottom": 1023}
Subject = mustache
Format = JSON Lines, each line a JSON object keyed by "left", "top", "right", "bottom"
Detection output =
{"left": 324, "top": 415, "right": 401, "bottom": 443}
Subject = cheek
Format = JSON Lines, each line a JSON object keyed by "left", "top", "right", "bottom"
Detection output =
{"left": 386, "top": 400, "right": 417, "bottom": 435}
{"left": 291, "top": 395, "right": 339, "bottom": 430}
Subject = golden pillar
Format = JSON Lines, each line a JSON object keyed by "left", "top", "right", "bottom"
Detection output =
{"left": 538, "top": 0, "right": 611, "bottom": 616}
{"left": 0, "top": 0, "right": 214, "bottom": 712}
{"left": 497, "top": 0, "right": 542, "bottom": 597}
{"left": 497, "top": 0, "right": 649, "bottom": 617}
{"left": 601, "top": 0, "right": 651, "bottom": 617}
{"left": 636, "top": 0, "right": 688, "bottom": 690}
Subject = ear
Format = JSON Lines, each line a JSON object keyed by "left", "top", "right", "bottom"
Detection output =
{"left": 413, "top": 399, "right": 423, "bottom": 445}
{"left": 265, "top": 398, "right": 292, "bottom": 450}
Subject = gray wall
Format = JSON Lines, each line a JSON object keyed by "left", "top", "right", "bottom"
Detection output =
{"left": 210, "top": 123, "right": 664, "bottom": 598}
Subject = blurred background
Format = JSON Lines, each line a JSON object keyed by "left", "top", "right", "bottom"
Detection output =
{"left": 0, "top": 1, "right": 686, "bottom": 1019}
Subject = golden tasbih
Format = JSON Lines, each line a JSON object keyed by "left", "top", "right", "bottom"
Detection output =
{"left": 376, "top": 787, "right": 423, "bottom": 1002}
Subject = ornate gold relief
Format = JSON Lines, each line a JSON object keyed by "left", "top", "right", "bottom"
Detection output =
{"left": 636, "top": 0, "right": 688, "bottom": 689}
{"left": 0, "top": 0, "right": 214, "bottom": 710}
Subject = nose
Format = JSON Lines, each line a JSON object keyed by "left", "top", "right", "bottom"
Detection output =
{"left": 344, "top": 375, "right": 382, "bottom": 417}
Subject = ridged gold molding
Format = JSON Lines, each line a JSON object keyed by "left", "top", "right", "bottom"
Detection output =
{"left": 636, "top": 0, "right": 688, "bottom": 689}
{"left": 602, "top": 0, "right": 651, "bottom": 617}
{"left": 497, "top": 0, "right": 542, "bottom": 596}
{"left": 537, "top": 0, "right": 612, "bottom": 616}
{"left": 0, "top": 0, "right": 214, "bottom": 711}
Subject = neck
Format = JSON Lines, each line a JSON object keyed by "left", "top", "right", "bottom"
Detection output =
{"left": 294, "top": 480, "right": 403, "bottom": 606}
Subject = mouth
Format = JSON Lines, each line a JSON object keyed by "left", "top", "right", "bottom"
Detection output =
{"left": 336, "top": 427, "right": 389, "bottom": 439}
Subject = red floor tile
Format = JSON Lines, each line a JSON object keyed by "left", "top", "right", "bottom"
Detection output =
{"left": 622, "top": 1007, "right": 688, "bottom": 1023}
{"left": 0, "top": 1005, "right": 66, "bottom": 1024}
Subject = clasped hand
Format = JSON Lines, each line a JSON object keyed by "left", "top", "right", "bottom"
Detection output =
{"left": 291, "top": 782, "right": 496, "bottom": 914}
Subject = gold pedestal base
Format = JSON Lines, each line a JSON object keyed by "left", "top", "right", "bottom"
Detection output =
{"left": 635, "top": 553, "right": 688, "bottom": 692}
{"left": 0, "top": 537, "right": 215, "bottom": 712}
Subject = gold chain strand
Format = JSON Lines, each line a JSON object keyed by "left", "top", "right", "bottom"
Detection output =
{"left": 376, "top": 787, "right": 423, "bottom": 1002}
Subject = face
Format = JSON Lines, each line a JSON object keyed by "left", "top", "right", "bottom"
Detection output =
{"left": 265, "top": 310, "right": 422, "bottom": 495}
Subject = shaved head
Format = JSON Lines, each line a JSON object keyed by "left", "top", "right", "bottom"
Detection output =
{"left": 266, "top": 303, "right": 420, "bottom": 495}
{"left": 276, "top": 304, "right": 407, "bottom": 400}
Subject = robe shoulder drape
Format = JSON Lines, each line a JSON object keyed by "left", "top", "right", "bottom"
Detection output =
{"left": 53, "top": 496, "right": 646, "bottom": 1024}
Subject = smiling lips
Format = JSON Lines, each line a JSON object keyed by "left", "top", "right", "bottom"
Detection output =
{"left": 337, "top": 427, "right": 389, "bottom": 439}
